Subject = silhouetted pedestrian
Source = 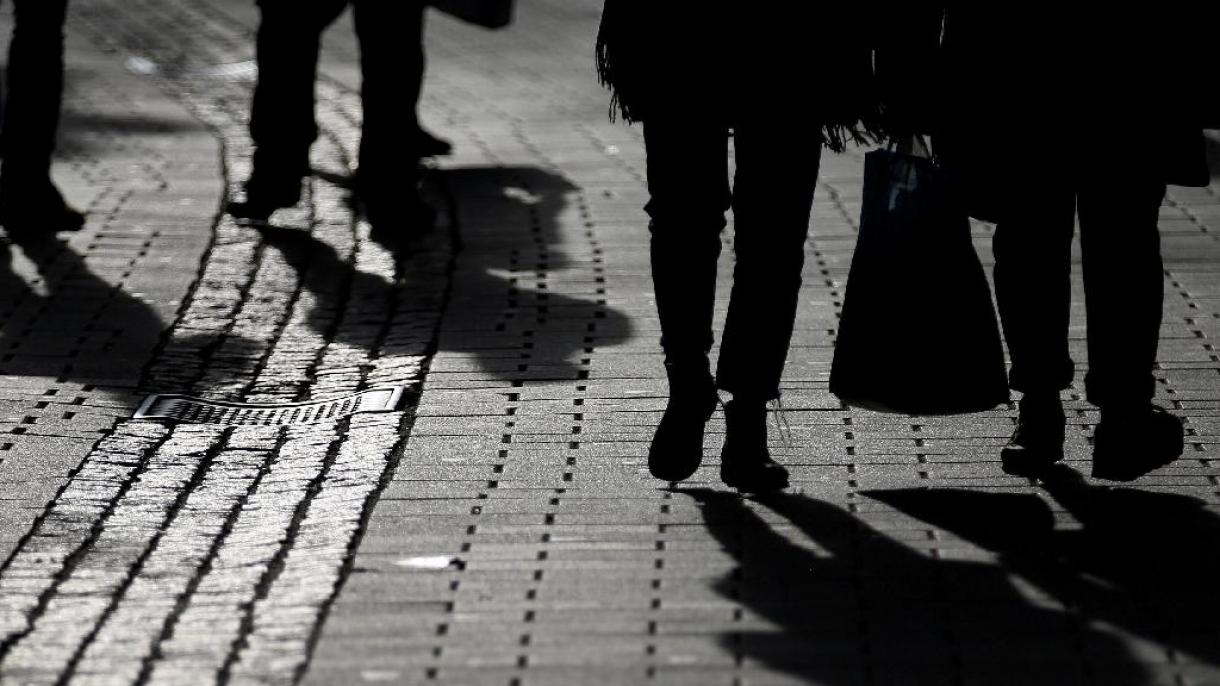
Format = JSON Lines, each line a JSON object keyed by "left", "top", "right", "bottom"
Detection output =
{"left": 229, "top": 0, "right": 448, "bottom": 233}
{"left": 597, "top": 4, "right": 881, "bottom": 491}
{"left": 0, "top": 0, "right": 85, "bottom": 233}
{"left": 879, "top": 7, "right": 1215, "bottom": 481}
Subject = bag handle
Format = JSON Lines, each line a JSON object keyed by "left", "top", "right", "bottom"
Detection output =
{"left": 892, "top": 134, "right": 933, "bottom": 160}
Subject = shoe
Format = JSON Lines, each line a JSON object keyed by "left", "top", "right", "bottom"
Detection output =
{"left": 720, "top": 399, "right": 789, "bottom": 492}
{"left": 1092, "top": 404, "right": 1183, "bottom": 481}
{"left": 648, "top": 359, "right": 717, "bottom": 482}
{"left": 417, "top": 127, "right": 453, "bottom": 158}
{"left": 227, "top": 175, "right": 302, "bottom": 222}
{"left": 1000, "top": 393, "right": 1066, "bottom": 477}
{"left": 0, "top": 182, "right": 85, "bottom": 233}
{"left": 363, "top": 192, "right": 437, "bottom": 245}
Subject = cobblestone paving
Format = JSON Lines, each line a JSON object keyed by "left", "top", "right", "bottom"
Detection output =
{"left": 2, "top": 0, "right": 1220, "bottom": 684}
{"left": 0, "top": 0, "right": 452, "bottom": 683}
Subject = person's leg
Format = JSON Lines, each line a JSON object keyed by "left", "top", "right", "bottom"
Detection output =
{"left": 235, "top": 0, "right": 348, "bottom": 219}
{"left": 641, "top": 116, "right": 729, "bottom": 482}
{"left": 715, "top": 119, "right": 822, "bottom": 492}
{"left": 1079, "top": 172, "right": 1183, "bottom": 480}
{"left": 994, "top": 190, "right": 1078, "bottom": 397}
{"left": 1078, "top": 178, "right": 1165, "bottom": 407}
{"left": 716, "top": 121, "right": 821, "bottom": 401}
{"left": 991, "top": 186, "right": 1076, "bottom": 475}
{"left": 0, "top": 0, "right": 82, "bottom": 231}
{"left": 351, "top": 0, "right": 432, "bottom": 233}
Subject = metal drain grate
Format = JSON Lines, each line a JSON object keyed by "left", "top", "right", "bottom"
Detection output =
{"left": 132, "top": 386, "right": 408, "bottom": 425}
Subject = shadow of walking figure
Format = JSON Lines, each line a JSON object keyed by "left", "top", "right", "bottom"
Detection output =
{"left": 254, "top": 165, "right": 631, "bottom": 383}
{"left": 436, "top": 165, "right": 632, "bottom": 382}
{"left": 0, "top": 231, "right": 257, "bottom": 390}
{"left": 867, "top": 467, "right": 1220, "bottom": 677}
{"left": 681, "top": 488, "right": 1153, "bottom": 685}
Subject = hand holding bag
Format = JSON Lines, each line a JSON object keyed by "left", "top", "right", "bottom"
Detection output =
{"left": 829, "top": 142, "right": 1009, "bottom": 415}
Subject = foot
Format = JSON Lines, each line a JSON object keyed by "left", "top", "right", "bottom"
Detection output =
{"left": 648, "top": 360, "right": 717, "bottom": 482}
{"left": 1000, "top": 393, "right": 1066, "bottom": 477}
{"left": 364, "top": 193, "right": 437, "bottom": 244}
{"left": 720, "top": 399, "right": 789, "bottom": 492}
{"left": 227, "top": 176, "right": 302, "bottom": 222}
{"left": 417, "top": 127, "right": 453, "bottom": 158}
{"left": 1092, "top": 404, "right": 1183, "bottom": 481}
{"left": 0, "top": 182, "right": 85, "bottom": 233}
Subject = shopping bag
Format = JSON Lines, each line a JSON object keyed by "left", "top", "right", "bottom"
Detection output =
{"left": 829, "top": 148, "right": 1009, "bottom": 415}
{"left": 432, "top": 0, "right": 515, "bottom": 29}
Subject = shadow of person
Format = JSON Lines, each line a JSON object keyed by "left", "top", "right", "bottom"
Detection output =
{"left": 0, "top": 230, "right": 255, "bottom": 392}
{"left": 866, "top": 468, "right": 1220, "bottom": 677}
{"left": 256, "top": 165, "right": 632, "bottom": 383}
{"left": 437, "top": 165, "right": 633, "bottom": 382}
{"left": 677, "top": 488, "right": 1150, "bottom": 686}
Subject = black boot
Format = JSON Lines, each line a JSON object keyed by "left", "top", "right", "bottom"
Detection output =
{"left": 0, "top": 179, "right": 85, "bottom": 233}
{"left": 1092, "top": 403, "right": 1183, "bottom": 481}
{"left": 1000, "top": 393, "right": 1066, "bottom": 477}
{"left": 720, "top": 399, "right": 789, "bottom": 492}
{"left": 648, "top": 360, "right": 717, "bottom": 482}
{"left": 227, "top": 173, "right": 303, "bottom": 222}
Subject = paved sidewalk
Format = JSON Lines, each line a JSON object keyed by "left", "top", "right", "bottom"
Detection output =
{"left": 0, "top": 1, "right": 1219, "bottom": 685}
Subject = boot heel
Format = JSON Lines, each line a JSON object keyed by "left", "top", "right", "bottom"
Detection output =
{"left": 720, "top": 399, "right": 789, "bottom": 492}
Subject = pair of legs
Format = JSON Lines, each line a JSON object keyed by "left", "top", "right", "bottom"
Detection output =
{"left": 643, "top": 115, "right": 822, "bottom": 490}
{"left": 0, "top": 0, "right": 84, "bottom": 231}
{"left": 239, "top": 0, "right": 431, "bottom": 224}
{"left": 994, "top": 162, "right": 1183, "bottom": 479}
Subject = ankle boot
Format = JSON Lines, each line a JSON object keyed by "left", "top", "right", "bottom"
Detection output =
{"left": 1000, "top": 393, "right": 1066, "bottom": 477}
{"left": 1092, "top": 403, "right": 1183, "bottom": 481}
{"left": 648, "top": 360, "right": 718, "bottom": 482}
{"left": 720, "top": 399, "right": 789, "bottom": 492}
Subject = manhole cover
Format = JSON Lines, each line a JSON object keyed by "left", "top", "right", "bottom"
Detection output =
{"left": 132, "top": 386, "right": 408, "bottom": 425}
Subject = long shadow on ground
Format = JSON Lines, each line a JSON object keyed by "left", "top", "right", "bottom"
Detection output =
{"left": 257, "top": 165, "right": 633, "bottom": 384}
{"left": 678, "top": 487, "right": 1156, "bottom": 686}
{"left": 866, "top": 466, "right": 1220, "bottom": 676}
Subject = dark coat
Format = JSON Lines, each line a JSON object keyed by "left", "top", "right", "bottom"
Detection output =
{"left": 595, "top": 2, "right": 883, "bottom": 152}
{"left": 877, "top": 6, "right": 1215, "bottom": 218}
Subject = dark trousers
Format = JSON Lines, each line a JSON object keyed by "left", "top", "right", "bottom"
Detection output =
{"left": 644, "top": 118, "right": 822, "bottom": 400}
{"left": 250, "top": 0, "right": 424, "bottom": 187}
{"left": 0, "top": 0, "right": 68, "bottom": 186}
{"left": 994, "top": 169, "right": 1166, "bottom": 407}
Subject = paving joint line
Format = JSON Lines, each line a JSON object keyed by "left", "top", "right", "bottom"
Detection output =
{"left": 0, "top": 425, "right": 174, "bottom": 662}
{"left": 131, "top": 429, "right": 287, "bottom": 685}
{"left": 212, "top": 420, "right": 349, "bottom": 684}
{"left": 57, "top": 428, "right": 237, "bottom": 686}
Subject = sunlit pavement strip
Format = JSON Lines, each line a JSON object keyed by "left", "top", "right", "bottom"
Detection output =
{"left": 0, "top": 0, "right": 452, "bottom": 683}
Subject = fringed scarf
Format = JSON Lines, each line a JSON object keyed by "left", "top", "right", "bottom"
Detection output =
{"left": 595, "top": 1, "right": 886, "bottom": 152}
